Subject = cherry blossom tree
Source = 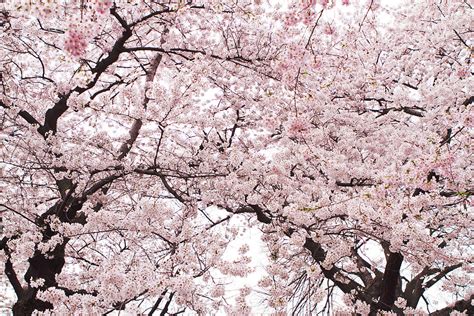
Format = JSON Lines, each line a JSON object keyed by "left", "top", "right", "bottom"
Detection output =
{"left": 0, "top": 0, "right": 472, "bottom": 314}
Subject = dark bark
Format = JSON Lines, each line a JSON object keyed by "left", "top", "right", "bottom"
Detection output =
{"left": 12, "top": 289, "right": 53, "bottom": 316}
{"left": 370, "top": 252, "right": 404, "bottom": 314}
{"left": 160, "top": 292, "right": 174, "bottom": 316}
{"left": 431, "top": 294, "right": 474, "bottom": 315}
{"left": 239, "top": 204, "right": 409, "bottom": 314}
{"left": 403, "top": 263, "right": 462, "bottom": 309}
{"left": 148, "top": 290, "right": 168, "bottom": 316}
{"left": 12, "top": 240, "right": 67, "bottom": 314}
{"left": 37, "top": 94, "right": 70, "bottom": 136}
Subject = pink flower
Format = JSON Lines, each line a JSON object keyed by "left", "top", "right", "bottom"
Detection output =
{"left": 285, "top": 13, "right": 299, "bottom": 26}
{"left": 320, "top": 0, "right": 329, "bottom": 7}
{"left": 324, "top": 24, "right": 334, "bottom": 35}
{"left": 64, "top": 29, "right": 88, "bottom": 57}
{"left": 288, "top": 118, "right": 310, "bottom": 138}
{"left": 95, "top": 0, "right": 112, "bottom": 14}
{"left": 457, "top": 69, "right": 467, "bottom": 78}
{"left": 302, "top": 0, "right": 318, "bottom": 7}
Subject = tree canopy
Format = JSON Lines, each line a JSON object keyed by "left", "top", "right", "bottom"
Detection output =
{"left": 0, "top": 0, "right": 472, "bottom": 314}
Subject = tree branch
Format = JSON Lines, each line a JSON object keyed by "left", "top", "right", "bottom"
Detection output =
{"left": 148, "top": 289, "right": 167, "bottom": 316}
{"left": 424, "top": 263, "right": 462, "bottom": 289}
{"left": 159, "top": 292, "right": 174, "bottom": 316}
{"left": 431, "top": 294, "right": 474, "bottom": 316}
{"left": 370, "top": 251, "right": 403, "bottom": 314}
{"left": 117, "top": 54, "right": 163, "bottom": 160}
{"left": 35, "top": 8, "right": 133, "bottom": 137}
{"left": 4, "top": 251, "right": 24, "bottom": 298}
{"left": 0, "top": 100, "right": 42, "bottom": 130}
{"left": 404, "top": 263, "right": 462, "bottom": 308}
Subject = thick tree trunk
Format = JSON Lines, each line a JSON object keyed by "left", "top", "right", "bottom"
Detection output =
{"left": 12, "top": 289, "right": 52, "bottom": 316}
{"left": 12, "top": 231, "right": 68, "bottom": 315}
{"left": 370, "top": 252, "right": 404, "bottom": 315}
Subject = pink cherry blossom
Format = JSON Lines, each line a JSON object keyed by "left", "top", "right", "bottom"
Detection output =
{"left": 0, "top": 1, "right": 472, "bottom": 315}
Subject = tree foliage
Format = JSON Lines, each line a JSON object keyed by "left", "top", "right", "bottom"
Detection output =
{"left": 0, "top": 0, "right": 472, "bottom": 314}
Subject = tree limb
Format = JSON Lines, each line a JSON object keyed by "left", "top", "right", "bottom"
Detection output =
{"left": 431, "top": 294, "right": 474, "bottom": 316}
